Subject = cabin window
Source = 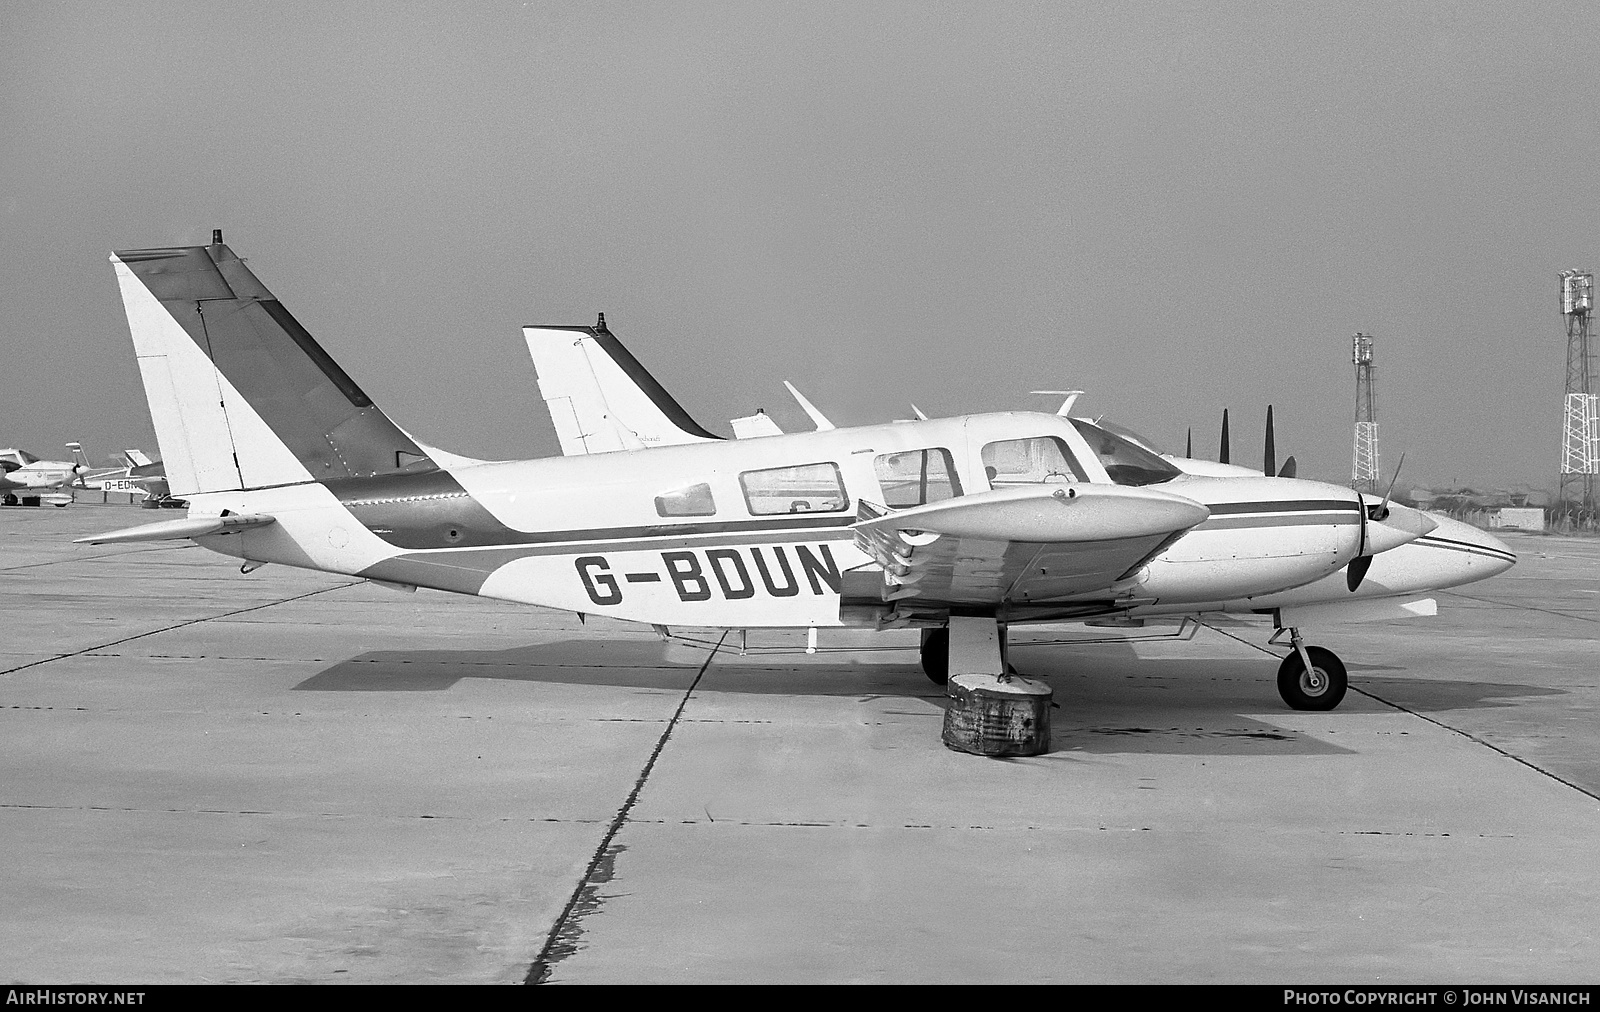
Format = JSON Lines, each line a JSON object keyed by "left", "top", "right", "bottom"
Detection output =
{"left": 981, "top": 436, "right": 1088, "bottom": 488}
{"left": 655, "top": 482, "right": 717, "bottom": 518}
{"left": 740, "top": 462, "right": 849, "bottom": 515}
{"left": 874, "top": 448, "right": 961, "bottom": 508}
{"left": 1069, "top": 420, "right": 1182, "bottom": 487}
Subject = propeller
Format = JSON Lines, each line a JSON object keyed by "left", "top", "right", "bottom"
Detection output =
{"left": 1219, "top": 408, "right": 1230, "bottom": 464}
{"left": 1262, "top": 407, "right": 1297, "bottom": 477}
{"left": 1375, "top": 453, "right": 1405, "bottom": 522}
{"left": 1185, "top": 427, "right": 1192, "bottom": 458}
{"left": 1346, "top": 454, "right": 1406, "bottom": 592}
{"left": 65, "top": 442, "right": 93, "bottom": 488}
{"left": 1264, "top": 406, "right": 1275, "bottom": 477}
{"left": 1346, "top": 553, "right": 1372, "bottom": 592}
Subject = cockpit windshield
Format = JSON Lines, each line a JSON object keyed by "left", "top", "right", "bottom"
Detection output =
{"left": 1093, "top": 421, "right": 1166, "bottom": 456}
{"left": 1069, "top": 420, "right": 1183, "bottom": 487}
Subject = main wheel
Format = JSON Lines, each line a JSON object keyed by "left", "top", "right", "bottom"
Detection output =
{"left": 920, "top": 627, "right": 949, "bottom": 686}
{"left": 1277, "top": 646, "right": 1348, "bottom": 711}
{"left": 1, "top": 493, "right": 16, "bottom": 507}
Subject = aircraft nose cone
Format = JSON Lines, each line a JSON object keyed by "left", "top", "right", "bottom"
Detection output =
{"left": 1424, "top": 514, "right": 1518, "bottom": 582}
{"left": 1479, "top": 529, "right": 1517, "bottom": 576}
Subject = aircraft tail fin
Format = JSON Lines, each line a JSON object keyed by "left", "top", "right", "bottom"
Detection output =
{"left": 110, "top": 237, "right": 436, "bottom": 496}
{"left": 523, "top": 315, "right": 720, "bottom": 456}
{"left": 123, "top": 448, "right": 154, "bottom": 468}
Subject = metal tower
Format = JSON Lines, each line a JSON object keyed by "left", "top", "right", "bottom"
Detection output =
{"left": 1558, "top": 270, "right": 1598, "bottom": 515}
{"left": 1351, "top": 333, "right": 1379, "bottom": 493}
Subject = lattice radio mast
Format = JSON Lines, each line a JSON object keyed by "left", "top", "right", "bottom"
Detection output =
{"left": 1351, "top": 333, "right": 1379, "bottom": 493}
{"left": 1558, "top": 270, "right": 1598, "bottom": 514}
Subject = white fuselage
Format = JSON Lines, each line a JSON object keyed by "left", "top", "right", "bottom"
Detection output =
{"left": 173, "top": 411, "right": 1386, "bottom": 630}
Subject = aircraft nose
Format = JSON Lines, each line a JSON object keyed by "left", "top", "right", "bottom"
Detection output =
{"left": 1426, "top": 515, "right": 1518, "bottom": 580}
{"left": 1478, "top": 529, "right": 1517, "bottom": 576}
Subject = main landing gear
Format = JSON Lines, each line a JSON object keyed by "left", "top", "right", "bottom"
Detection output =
{"left": 925, "top": 619, "right": 1051, "bottom": 757}
{"left": 1274, "top": 627, "right": 1348, "bottom": 711}
{"left": 920, "top": 625, "right": 1016, "bottom": 687}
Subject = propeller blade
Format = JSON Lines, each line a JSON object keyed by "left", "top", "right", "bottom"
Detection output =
{"left": 1345, "top": 490, "right": 1372, "bottom": 592}
{"left": 1186, "top": 427, "right": 1192, "bottom": 458}
{"left": 1219, "top": 408, "right": 1230, "bottom": 465}
{"left": 1264, "top": 405, "right": 1276, "bottom": 477}
{"left": 1377, "top": 453, "right": 1406, "bottom": 521}
{"left": 1278, "top": 455, "right": 1297, "bottom": 479}
{"left": 1346, "top": 555, "right": 1372, "bottom": 592}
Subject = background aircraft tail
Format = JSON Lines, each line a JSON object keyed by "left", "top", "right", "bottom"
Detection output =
{"left": 111, "top": 235, "right": 436, "bottom": 496}
{"left": 524, "top": 315, "right": 721, "bottom": 455}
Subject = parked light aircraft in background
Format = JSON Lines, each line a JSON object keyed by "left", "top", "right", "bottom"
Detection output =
{"left": 1, "top": 443, "right": 112, "bottom": 506}
{"left": 97, "top": 449, "right": 186, "bottom": 508}
{"left": 523, "top": 318, "right": 1517, "bottom": 701}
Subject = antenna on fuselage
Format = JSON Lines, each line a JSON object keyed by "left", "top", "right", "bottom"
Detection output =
{"left": 783, "top": 380, "right": 836, "bottom": 431}
{"left": 1029, "top": 390, "right": 1084, "bottom": 417}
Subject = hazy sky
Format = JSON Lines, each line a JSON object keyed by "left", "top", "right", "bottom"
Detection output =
{"left": 3, "top": 1, "right": 1594, "bottom": 489}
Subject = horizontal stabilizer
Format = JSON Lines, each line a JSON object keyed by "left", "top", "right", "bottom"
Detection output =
{"left": 75, "top": 513, "right": 277, "bottom": 545}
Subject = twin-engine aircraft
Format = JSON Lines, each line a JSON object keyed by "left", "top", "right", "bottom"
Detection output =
{"left": 83, "top": 238, "right": 1511, "bottom": 742}
{"left": 523, "top": 318, "right": 1517, "bottom": 702}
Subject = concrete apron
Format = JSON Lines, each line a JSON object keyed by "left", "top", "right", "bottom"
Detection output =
{"left": 941, "top": 616, "right": 1052, "bottom": 757}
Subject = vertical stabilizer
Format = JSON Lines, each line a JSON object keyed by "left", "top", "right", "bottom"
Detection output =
{"left": 523, "top": 320, "right": 720, "bottom": 454}
{"left": 111, "top": 240, "right": 435, "bottom": 495}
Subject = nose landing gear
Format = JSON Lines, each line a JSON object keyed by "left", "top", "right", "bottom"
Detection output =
{"left": 1274, "top": 627, "right": 1348, "bottom": 711}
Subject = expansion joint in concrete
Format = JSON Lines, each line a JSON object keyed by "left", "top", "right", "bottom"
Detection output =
{"left": 525, "top": 631, "right": 727, "bottom": 985}
{"left": 0, "top": 583, "right": 356, "bottom": 677}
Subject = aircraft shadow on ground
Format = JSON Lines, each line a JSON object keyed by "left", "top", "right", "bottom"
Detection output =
{"left": 286, "top": 638, "right": 1470, "bottom": 758}
{"left": 292, "top": 637, "right": 939, "bottom": 697}
{"left": 1351, "top": 676, "right": 1568, "bottom": 712}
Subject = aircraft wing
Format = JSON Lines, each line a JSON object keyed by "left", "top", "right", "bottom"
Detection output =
{"left": 850, "top": 484, "right": 1209, "bottom": 612}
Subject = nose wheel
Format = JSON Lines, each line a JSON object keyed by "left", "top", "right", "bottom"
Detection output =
{"left": 1275, "top": 631, "right": 1348, "bottom": 711}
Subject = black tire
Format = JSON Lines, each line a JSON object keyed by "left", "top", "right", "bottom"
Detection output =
{"left": 920, "top": 627, "right": 949, "bottom": 686}
{"left": 1, "top": 494, "right": 15, "bottom": 507}
{"left": 1277, "top": 646, "right": 1348, "bottom": 711}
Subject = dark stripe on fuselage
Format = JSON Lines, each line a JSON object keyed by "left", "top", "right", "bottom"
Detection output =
{"left": 1414, "top": 534, "right": 1517, "bottom": 564}
{"left": 325, "top": 467, "right": 854, "bottom": 550}
{"left": 1203, "top": 499, "right": 1360, "bottom": 516}
{"left": 1195, "top": 513, "right": 1360, "bottom": 531}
